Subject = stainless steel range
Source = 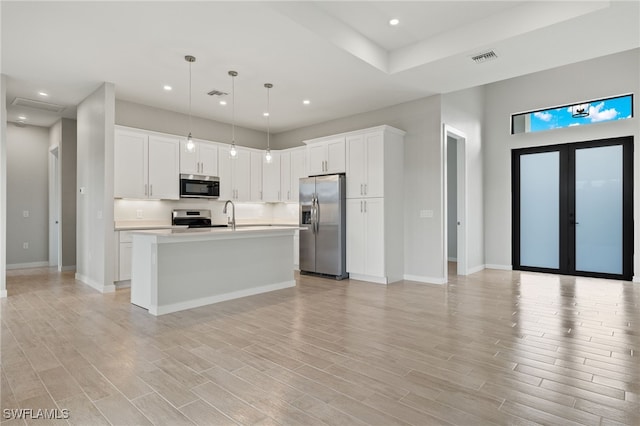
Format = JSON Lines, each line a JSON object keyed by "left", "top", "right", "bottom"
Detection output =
{"left": 171, "top": 209, "right": 227, "bottom": 228}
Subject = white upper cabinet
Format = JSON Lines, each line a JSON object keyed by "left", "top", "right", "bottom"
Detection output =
{"left": 306, "top": 137, "right": 345, "bottom": 175}
{"left": 346, "top": 131, "right": 384, "bottom": 198}
{"left": 180, "top": 139, "right": 219, "bottom": 176}
{"left": 219, "top": 146, "right": 250, "bottom": 201}
{"left": 280, "top": 147, "right": 306, "bottom": 202}
{"left": 114, "top": 129, "right": 147, "bottom": 199}
{"left": 262, "top": 152, "right": 281, "bottom": 202}
{"left": 114, "top": 128, "right": 179, "bottom": 200}
{"left": 147, "top": 135, "right": 180, "bottom": 199}
{"left": 250, "top": 151, "right": 263, "bottom": 202}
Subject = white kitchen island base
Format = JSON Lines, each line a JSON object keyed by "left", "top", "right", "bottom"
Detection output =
{"left": 131, "top": 227, "right": 298, "bottom": 316}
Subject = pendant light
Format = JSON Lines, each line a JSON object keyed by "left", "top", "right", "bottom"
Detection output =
{"left": 185, "top": 55, "right": 196, "bottom": 153}
{"left": 228, "top": 70, "right": 238, "bottom": 159}
{"left": 264, "top": 83, "right": 273, "bottom": 163}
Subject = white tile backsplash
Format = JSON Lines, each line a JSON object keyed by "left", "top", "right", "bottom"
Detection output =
{"left": 114, "top": 199, "right": 299, "bottom": 227}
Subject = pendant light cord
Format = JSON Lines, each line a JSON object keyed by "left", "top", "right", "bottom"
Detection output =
{"left": 188, "top": 60, "right": 192, "bottom": 134}
{"left": 231, "top": 74, "right": 236, "bottom": 144}
{"left": 266, "top": 85, "right": 270, "bottom": 151}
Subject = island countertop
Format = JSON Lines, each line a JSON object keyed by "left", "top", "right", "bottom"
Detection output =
{"left": 130, "top": 225, "right": 302, "bottom": 243}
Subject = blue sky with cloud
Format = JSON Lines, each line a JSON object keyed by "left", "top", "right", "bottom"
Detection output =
{"left": 530, "top": 95, "right": 633, "bottom": 132}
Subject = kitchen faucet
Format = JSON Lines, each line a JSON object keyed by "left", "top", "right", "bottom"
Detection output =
{"left": 223, "top": 200, "right": 236, "bottom": 230}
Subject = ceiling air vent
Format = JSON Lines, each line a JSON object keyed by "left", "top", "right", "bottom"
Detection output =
{"left": 12, "top": 97, "right": 66, "bottom": 113}
{"left": 471, "top": 50, "right": 498, "bottom": 64}
{"left": 207, "top": 89, "right": 228, "bottom": 97}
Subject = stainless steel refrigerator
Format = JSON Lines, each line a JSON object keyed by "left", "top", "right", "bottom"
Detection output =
{"left": 299, "top": 174, "right": 348, "bottom": 279}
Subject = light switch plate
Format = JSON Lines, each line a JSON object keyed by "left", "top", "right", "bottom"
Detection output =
{"left": 22, "top": 210, "right": 29, "bottom": 218}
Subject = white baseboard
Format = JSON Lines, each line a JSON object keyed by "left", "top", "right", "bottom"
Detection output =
{"left": 6, "top": 261, "right": 49, "bottom": 270}
{"left": 60, "top": 265, "right": 76, "bottom": 272}
{"left": 0, "top": 290, "right": 7, "bottom": 298}
{"left": 403, "top": 274, "right": 447, "bottom": 285}
{"left": 633, "top": 276, "right": 640, "bottom": 283}
{"left": 447, "top": 257, "right": 458, "bottom": 262}
{"left": 75, "top": 273, "right": 116, "bottom": 293}
{"left": 466, "top": 264, "right": 486, "bottom": 275}
{"left": 150, "top": 280, "right": 296, "bottom": 316}
{"left": 485, "top": 264, "right": 513, "bottom": 271}
{"left": 115, "top": 280, "right": 131, "bottom": 289}
{"left": 348, "top": 273, "right": 388, "bottom": 285}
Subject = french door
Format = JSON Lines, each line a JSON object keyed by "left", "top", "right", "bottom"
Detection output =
{"left": 512, "top": 137, "right": 633, "bottom": 280}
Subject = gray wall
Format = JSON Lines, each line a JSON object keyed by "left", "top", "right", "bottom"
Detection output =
{"left": 1, "top": 74, "right": 7, "bottom": 296}
{"left": 447, "top": 137, "right": 457, "bottom": 260}
{"left": 6, "top": 123, "right": 50, "bottom": 266}
{"left": 274, "top": 96, "right": 444, "bottom": 282}
{"left": 115, "top": 99, "right": 268, "bottom": 150}
{"left": 60, "top": 119, "right": 77, "bottom": 268}
{"left": 483, "top": 48, "right": 639, "bottom": 274}
{"left": 77, "top": 83, "right": 116, "bottom": 292}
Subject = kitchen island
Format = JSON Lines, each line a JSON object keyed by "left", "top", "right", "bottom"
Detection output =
{"left": 130, "top": 226, "right": 299, "bottom": 315}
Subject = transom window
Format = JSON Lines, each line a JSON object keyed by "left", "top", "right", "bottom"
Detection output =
{"left": 511, "top": 94, "right": 633, "bottom": 134}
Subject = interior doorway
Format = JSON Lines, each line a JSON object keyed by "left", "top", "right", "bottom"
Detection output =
{"left": 512, "top": 136, "right": 633, "bottom": 280}
{"left": 443, "top": 125, "right": 467, "bottom": 280}
{"left": 49, "top": 146, "right": 60, "bottom": 269}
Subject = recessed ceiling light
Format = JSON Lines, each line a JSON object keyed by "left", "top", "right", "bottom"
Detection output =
{"left": 389, "top": 18, "right": 400, "bottom": 26}
{"left": 263, "top": 112, "right": 269, "bottom": 117}
{"left": 303, "top": 99, "right": 311, "bottom": 105}
{"left": 18, "top": 115, "right": 26, "bottom": 120}
{"left": 219, "top": 100, "right": 227, "bottom": 106}
{"left": 38, "top": 91, "right": 48, "bottom": 97}
{"left": 163, "top": 85, "right": 172, "bottom": 91}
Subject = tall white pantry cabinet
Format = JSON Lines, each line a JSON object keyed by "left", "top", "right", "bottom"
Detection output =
{"left": 345, "top": 126, "right": 405, "bottom": 284}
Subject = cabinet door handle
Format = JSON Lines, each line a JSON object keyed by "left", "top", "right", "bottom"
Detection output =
{"left": 360, "top": 183, "right": 363, "bottom": 195}
{"left": 260, "top": 190, "right": 263, "bottom": 200}
{"left": 144, "top": 184, "right": 148, "bottom": 196}
{"left": 364, "top": 184, "right": 367, "bottom": 195}
{"left": 364, "top": 200, "right": 367, "bottom": 213}
{"left": 278, "top": 190, "right": 280, "bottom": 200}
{"left": 150, "top": 184, "right": 153, "bottom": 197}
{"left": 288, "top": 190, "right": 290, "bottom": 200}
{"left": 360, "top": 200, "right": 363, "bottom": 213}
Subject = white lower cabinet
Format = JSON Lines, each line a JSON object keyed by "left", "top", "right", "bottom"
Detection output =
{"left": 347, "top": 198, "right": 385, "bottom": 280}
{"left": 115, "top": 231, "right": 133, "bottom": 282}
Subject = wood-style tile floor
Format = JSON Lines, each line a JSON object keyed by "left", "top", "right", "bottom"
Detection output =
{"left": 1, "top": 266, "right": 639, "bottom": 425}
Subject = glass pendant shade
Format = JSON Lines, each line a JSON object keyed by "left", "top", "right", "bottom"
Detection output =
{"left": 186, "top": 132, "right": 195, "bottom": 152}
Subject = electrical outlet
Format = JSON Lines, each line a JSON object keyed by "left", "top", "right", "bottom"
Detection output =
{"left": 23, "top": 210, "right": 29, "bottom": 218}
{"left": 419, "top": 210, "right": 434, "bottom": 218}
{"left": 23, "top": 242, "right": 29, "bottom": 249}
{"left": 136, "top": 210, "right": 143, "bottom": 219}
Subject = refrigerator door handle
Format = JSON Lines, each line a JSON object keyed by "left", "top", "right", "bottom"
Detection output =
{"left": 314, "top": 197, "right": 319, "bottom": 234}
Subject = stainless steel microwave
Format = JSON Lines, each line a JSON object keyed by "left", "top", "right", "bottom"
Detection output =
{"left": 179, "top": 174, "right": 220, "bottom": 199}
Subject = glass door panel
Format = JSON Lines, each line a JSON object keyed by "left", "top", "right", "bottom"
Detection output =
{"left": 519, "top": 151, "right": 560, "bottom": 269}
{"left": 575, "top": 145, "right": 623, "bottom": 274}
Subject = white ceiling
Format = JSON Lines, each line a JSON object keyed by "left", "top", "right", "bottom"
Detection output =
{"left": 2, "top": 1, "right": 639, "bottom": 132}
